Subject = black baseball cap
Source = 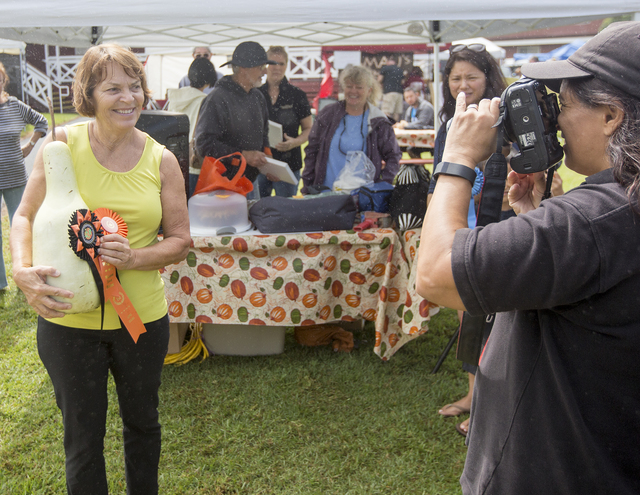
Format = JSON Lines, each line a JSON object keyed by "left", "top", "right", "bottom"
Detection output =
{"left": 522, "top": 21, "right": 640, "bottom": 99}
{"left": 220, "top": 41, "right": 277, "bottom": 68}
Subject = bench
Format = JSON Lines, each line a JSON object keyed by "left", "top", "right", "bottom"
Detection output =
{"left": 399, "top": 158, "right": 434, "bottom": 166}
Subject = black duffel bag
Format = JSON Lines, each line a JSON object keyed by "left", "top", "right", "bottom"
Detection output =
{"left": 249, "top": 194, "right": 357, "bottom": 233}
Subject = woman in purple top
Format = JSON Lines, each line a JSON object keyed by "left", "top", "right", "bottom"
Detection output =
{"left": 302, "top": 65, "right": 400, "bottom": 194}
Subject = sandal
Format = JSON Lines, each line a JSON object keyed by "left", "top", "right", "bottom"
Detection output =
{"left": 438, "top": 403, "right": 470, "bottom": 417}
{"left": 456, "top": 419, "right": 469, "bottom": 437}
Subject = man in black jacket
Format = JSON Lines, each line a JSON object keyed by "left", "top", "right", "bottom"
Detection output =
{"left": 194, "top": 42, "right": 277, "bottom": 187}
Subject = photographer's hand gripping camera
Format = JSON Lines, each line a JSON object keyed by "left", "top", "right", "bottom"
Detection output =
{"left": 456, "top": 78, "right": 565, "bottom": 367}
{"left": 493, "top": 77, "right": 565, "bottom": 199}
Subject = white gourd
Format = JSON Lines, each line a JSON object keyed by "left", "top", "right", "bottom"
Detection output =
{"left": 32, "top": 141, "right": 100, "bottom": 313}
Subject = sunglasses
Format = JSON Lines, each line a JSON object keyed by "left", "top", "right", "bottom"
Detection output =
{"left": 449, "top": 43, "right": 486, "bottom": 55}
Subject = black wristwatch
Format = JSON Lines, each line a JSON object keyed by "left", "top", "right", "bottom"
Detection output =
{"left": 433, "top": 162, "right": 477, "bottom": 185}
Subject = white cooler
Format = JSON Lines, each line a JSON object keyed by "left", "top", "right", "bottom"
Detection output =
{"left": 202, "top": 324, "right": 286, "bottom": 356}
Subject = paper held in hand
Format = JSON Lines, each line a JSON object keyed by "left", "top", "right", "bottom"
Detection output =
{"left": 268, "top": 120, "right": 283, "bottom": 148}
{"left": 262, "top": 157, "right": 298, "bottom": 184}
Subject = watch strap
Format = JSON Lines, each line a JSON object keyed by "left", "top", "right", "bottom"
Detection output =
{"left": 29, "top": 139, "right": 37, "bottom": 146}
{"left": 433, "top": 161, "right": 477, "bottom": 185}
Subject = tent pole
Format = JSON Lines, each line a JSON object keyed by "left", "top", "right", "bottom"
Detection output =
{"left": 433, "top": 42, "right": 440, "bottom": 133}
{"left": 430, "top": 20, "right": 441, "bottom": 134}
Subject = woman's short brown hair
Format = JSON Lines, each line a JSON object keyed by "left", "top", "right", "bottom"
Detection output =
{"left": 73, "top": 43, "right": 151, "bottom": 117}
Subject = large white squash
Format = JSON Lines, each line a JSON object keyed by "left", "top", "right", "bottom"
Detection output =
{"left": 32, "top": 141, "right": 100, "bottom": 313}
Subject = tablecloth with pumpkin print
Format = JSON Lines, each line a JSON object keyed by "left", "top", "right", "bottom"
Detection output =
{"left": 161, "top": 228, "right": 439, "bottom": 360}
{"left": 393, "top": 128, "right": 436, "bottom": 149}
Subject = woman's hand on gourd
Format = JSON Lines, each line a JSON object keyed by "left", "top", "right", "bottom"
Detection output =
{"left": 98, "top": 234, "right": 137, "bottom": 270}
{"left": 441, "top": 92, "right": 501, "bottom": 168}
{"left": 507, "top": 170, "right": 546, "bottom": 215}
{"left": 13, "top": 265, "right": 73, "bottom": 318}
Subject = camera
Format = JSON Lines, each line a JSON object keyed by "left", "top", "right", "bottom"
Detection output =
{"left": 498, "top": 78, "right": 564, "bottom": 174}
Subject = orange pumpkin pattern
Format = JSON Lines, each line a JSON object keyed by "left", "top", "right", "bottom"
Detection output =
{"left": 302, "top": 293, "right": 318, "bottom": 308}
{"left": 218, "top": 254, "right": 234, "bottom": 268}
{"left": 161, "top": 227, "right": 439, "bottom": 361}
{"left": 303, "top": 245, "right": 320, "bottom": 257}
{"left": 168, "top": 301, "right": 183, "bottom": 317}
{"left": 231, "top": 280, "right": 246, "bottom": 299}
{"left": 249, "top": 292, "right": 267, "bottom": 307}
{"left": 196, "top": 288, "right": 213, "bottom": 304}
{"left": 323, "top": 256, "right": 337, "bottom": 271}
{"left": 197, "top": 264, "right": 215, "bottom": 277}
{"left": 272, "top": 256, "right": 288, "bottom": 271}
{"left": 217, "top": 304, "right": 232, "bottom": 320}
{"left": 252, "top": 249, "right": 269, "bottom": 258}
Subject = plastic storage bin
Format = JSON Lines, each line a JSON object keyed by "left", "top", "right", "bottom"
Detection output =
{"left": 202, "top": 324, "right": 286, "bottom": 356}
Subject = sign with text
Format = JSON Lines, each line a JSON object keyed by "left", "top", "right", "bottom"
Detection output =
{"left": 361, "top": 52, "right": 414, "bottom": 76}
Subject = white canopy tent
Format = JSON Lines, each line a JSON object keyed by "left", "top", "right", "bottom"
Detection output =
{"left": 0, "top": 2, "right": 636, "bottom": 49}
{"left": 0, "top": 2, "right": 636, "bottom": 119}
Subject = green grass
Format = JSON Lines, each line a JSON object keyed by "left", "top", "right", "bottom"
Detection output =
{"left": 0, "top": 211, "right": 468, "bottom": 494}
{"left": 22, "top": 113, "right": 79, "bottom": 138}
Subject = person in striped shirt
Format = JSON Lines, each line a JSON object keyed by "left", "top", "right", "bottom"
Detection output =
{"left": 0, "top": 62, "right": 48, "bottom": 290}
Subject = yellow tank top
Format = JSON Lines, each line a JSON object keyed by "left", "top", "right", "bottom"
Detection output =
{"left": 47, "top": 121, "right": 168, "bottom": 329}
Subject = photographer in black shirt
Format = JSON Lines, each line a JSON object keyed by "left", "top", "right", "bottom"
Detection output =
{"left": 417, "top": 22, "right": 640, "bottom": 494}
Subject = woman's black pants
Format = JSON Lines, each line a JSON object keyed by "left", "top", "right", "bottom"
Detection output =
{"left": 37, "top": 314, "right": 169, "bottom": 495}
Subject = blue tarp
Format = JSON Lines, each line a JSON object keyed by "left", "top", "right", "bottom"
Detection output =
{"left": 513, "top": 39, "right": 587, "bottom": 62}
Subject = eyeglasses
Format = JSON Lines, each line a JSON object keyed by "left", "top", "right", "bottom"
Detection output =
{"left": 449, "top": 44, "right": 486, "bottom": 55}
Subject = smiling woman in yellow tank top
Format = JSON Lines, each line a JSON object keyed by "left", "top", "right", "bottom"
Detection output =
{"left": 10, "top": 44, "right": 190, "bottom": 495}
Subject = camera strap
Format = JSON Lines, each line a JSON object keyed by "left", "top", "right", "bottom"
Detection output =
{"left": 456, "top": 134, "right": 507, "bottom": 367}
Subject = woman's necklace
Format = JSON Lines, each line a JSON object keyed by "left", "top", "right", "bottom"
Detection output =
{"left": 338, "top": 111, "right": 367, "bottom": 155}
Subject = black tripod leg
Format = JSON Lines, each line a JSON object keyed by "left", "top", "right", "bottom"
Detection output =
{"left": 431, "top": 327, "right": 459, "bottom": 374}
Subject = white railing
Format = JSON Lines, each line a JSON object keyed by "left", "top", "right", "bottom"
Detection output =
{"left": 286, "top": 48, "right": 337, "bottom": 80}
{"left": 23, "top": 63, "right": 70, "bottom": 113}
{"left": 32, "top": 47, "right": 333, "bottom": 111}
{"left": 46, "top": 55, "right": 82, "bottom": 85}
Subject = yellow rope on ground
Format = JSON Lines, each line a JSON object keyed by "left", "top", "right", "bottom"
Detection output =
{"left": 164, "top": 322, "right": 209, "bottom": 366}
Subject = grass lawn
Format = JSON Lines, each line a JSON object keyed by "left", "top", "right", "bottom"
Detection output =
{"left": 1, "top": 115, "right": 583, "bottom": 494}
{"left": 0, "top": 213, "right": 469, "bottom": 494}
{"left": 21, "top": 113, "right": 79, "bottom": 138}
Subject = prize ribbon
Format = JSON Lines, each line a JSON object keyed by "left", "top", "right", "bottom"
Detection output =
{"left": 68, "top": 208, "right": 146, "bottom": 343}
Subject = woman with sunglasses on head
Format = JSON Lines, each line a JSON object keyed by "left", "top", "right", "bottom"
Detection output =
{"left": 427, "top": 44, "right": 507, "bottom": 436}
{"left": 301, "top": 65, "right": 401, "bottom": 194}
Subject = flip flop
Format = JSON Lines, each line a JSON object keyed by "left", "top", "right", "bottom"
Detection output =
{"left": 455, "top": 421, "right": 469, "bottom": 437}
{"left": 438, "top": 403, "right": 470, "bottom": 417}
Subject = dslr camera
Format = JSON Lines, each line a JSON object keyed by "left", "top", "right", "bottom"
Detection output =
{"left": 498, "top": 78, "right": 564, "bottom": 174}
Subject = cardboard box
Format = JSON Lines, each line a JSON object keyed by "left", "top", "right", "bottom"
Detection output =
{"left": 167, "top": 323, "right": 190, "bottom": 354}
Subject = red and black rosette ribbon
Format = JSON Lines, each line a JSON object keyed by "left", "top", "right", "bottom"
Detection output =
{"left": 68, "top": 209, "right": 106, "bottom": 326}
{"left": 68, "top": 209, "right": 104, "bottom": 261}
{"left": 66, "top": 208, "right": 146, "bottom": 343}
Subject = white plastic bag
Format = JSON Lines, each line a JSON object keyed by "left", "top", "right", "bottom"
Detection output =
{"left": 332, "top": 151, "right": 376, "bottom": 193}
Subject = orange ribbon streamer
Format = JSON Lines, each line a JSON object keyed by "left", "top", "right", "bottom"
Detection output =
{"left": 92, "top": 256, "right": 147, "bottom": 343}
{"left": 93, "top": 208, "right": 144, "bottom": 343}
